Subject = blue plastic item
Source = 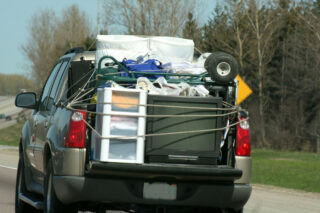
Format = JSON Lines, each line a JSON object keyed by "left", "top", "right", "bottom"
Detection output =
{"left": 121, "top": 59, "right": 165, "bottom": 79}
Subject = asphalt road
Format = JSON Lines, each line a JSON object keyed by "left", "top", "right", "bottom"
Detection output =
{"left": 0, "top": 166, "right": 16, "bottom": 213}
{"left": 245, "top": 185, "right": 320, "bottom": 213}
{"left": 0, "top": 147, "right": 18, "bottom": 213}
{"left": 0, "top": 96, "right": 21, "bottom": 116}
{"left": 0, "top": 147, "right": 320, "bottom": 213}
{"left": 0, "top": 96, "right": 22, "bottom": 130}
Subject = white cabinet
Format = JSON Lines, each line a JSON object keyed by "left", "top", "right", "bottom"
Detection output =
{"left": 92, "top": 88, "right": 147, "bottom": 163}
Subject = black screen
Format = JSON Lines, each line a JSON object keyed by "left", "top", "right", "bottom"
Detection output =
{"left": 146, "top": 95, "right": 222, "bottom": 165}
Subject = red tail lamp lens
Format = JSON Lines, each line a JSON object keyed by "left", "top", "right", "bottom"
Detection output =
{"left": 65, "top": 111, "right": 86, "bottom": 148}
{"left": 236, "top": 118, "right": 251, "bottom": 156}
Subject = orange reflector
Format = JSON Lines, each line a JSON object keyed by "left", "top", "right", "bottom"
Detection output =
{"left": 236, "top": 75, "right": 252, "bottom": 105}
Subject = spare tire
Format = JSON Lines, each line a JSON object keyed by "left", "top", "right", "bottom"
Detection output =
{"left": 204, "top": 52, "right": 238, "bottom": 84}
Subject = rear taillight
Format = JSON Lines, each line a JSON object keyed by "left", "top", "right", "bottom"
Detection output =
{"left": 236, "top": 117, "right": 251, "bottom": 156}
{"left": 65, "top": 111, "right": 87, "bottom": 148}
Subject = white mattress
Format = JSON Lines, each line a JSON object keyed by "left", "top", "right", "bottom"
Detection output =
{"left": 95, "top": 35, "right": 194, "bottom": 68}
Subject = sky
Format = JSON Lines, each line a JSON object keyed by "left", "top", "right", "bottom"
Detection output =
{"left": 0, "top": 0, "right": 217, "bottom": 76}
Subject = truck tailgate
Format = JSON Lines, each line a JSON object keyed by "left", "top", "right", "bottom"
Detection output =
{"left": 86, "top": 161, "right": 242, "bottom": 182}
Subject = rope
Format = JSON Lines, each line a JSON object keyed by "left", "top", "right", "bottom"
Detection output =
{"left": 66, "top": 70, "right": 139, "bottom": 105}
{"left": 70, "top": 87, "right": 95, "bottom": 105}
{"left": 62, "top": 70, "right": 95, "bottom": 100}
{"left": 87, "top": 39, "right": 96, "bottom": 50}
{"left": 66, "top": 105, "right": 237, "bottom": 118}
{"left": 194, "top": 46, "right": 204, "bottom": 55}
{"left": 83, "top": 119, "right": 101, "bottom": 138}
{"left": 69, "top": 68, "right": 97, "bottom": 103}
{"left": 69, "top": 101, "right": 236, "bottom": 111}
{"left": 62, "top": 70, "right": 97, "bottom": 105}
{"left": 70, "top": 97, "right": 94, "bottom": 104}
{"left": 223, "top": 101, "right": 234, "bottom": 107}
{"left": 87, "top": 118, "right": 247, "bottom": 140}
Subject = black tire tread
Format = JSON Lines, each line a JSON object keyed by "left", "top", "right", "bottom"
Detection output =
{"left": 205, "top": 52, "right": 238, "bottom": 84}
{"left": 44, "top": 159, "right": 76, "bottom": 213}
{"left": 15, "top": 153, "right": 40, "bottom": 213}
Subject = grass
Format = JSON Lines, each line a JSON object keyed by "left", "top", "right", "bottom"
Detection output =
{"left": 0, "top": 122, "right": 23, "bottom": 146}
{"left": 252, "top": 149, "right": 320, "bottom": 193}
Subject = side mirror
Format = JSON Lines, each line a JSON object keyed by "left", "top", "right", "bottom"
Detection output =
{"left": 15, "top": 92, "right": 37, "bottom": 109}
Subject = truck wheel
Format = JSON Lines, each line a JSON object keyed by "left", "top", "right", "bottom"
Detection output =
{"left": 15, "top": 153, "right": 39, "bottom": 213}
{"left": 44, "top": 159, "right": 76, "bottom": 213}
{"left": 221, "top": 208, "right": 243, "bottom": 213}
{"left": 204, "top": 52, "right": 238, "bottom": 84}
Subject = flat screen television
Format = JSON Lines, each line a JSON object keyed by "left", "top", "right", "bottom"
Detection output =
{"left": 146, "top": 95, "right": 222, "bottom": 165}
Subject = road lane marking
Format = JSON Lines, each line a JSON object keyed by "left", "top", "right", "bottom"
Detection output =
{"left": 0, "top": 164, "right": 17, "bottom": 170}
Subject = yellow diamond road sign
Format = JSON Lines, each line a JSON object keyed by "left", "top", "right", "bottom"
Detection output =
{"left": 236, "top": 75, "right": 252, "bottom": 105}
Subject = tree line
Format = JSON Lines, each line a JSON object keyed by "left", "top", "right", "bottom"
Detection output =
{"left": 187, "top": 0, "right": 320, "bottom": 152}
{"left": 0, "top": 74, "right": 34, "bottom": 96}
{"left": 22, "top": 5, "right": 94, "bottom": 91}
{"left": 22, "top": 0, "right": 320, "bottom": 152}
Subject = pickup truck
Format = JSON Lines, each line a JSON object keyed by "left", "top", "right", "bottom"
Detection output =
{"left": 15, "top": 37, "right": 251, "bottom": 213}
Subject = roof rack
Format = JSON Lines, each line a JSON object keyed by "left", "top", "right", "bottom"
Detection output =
{"left": 64, "top": 47, "right": 84, "bottom": 55}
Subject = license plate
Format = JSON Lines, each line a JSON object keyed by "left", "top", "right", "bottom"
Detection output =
{"left": 143, "top": 182, "right": 177, "bottom": 200}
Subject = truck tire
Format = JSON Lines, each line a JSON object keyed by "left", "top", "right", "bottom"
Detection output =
{"left": 15, "top": 153, "right": 40, "bottom": 213}
{"left": 204, "top": 52, "right": 238, "bottom": 84}
{"left": 222, "top": 208, "right": 243, "bottom": 213}
{"left": 232, "top": 209, "right": 243, "bottom": 213}
{"left": 44, "top": 159, "right": 76, "bottom": 213}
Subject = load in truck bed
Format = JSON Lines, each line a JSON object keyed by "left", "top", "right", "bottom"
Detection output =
{"left": 145, "top": 95, "right": 222, "bottom": 165}
{"left": 65, "top": 35, "right": 246, "bottom": 168}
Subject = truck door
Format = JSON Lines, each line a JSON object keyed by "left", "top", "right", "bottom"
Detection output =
{"left": 32, "top": 61, "right": 63, "bottom": 183}
{"left": 34, "top": 59, "right": 70, "bottom": 178}
{"left": 24, "top": 111, "right": 39, "bottom": 180}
